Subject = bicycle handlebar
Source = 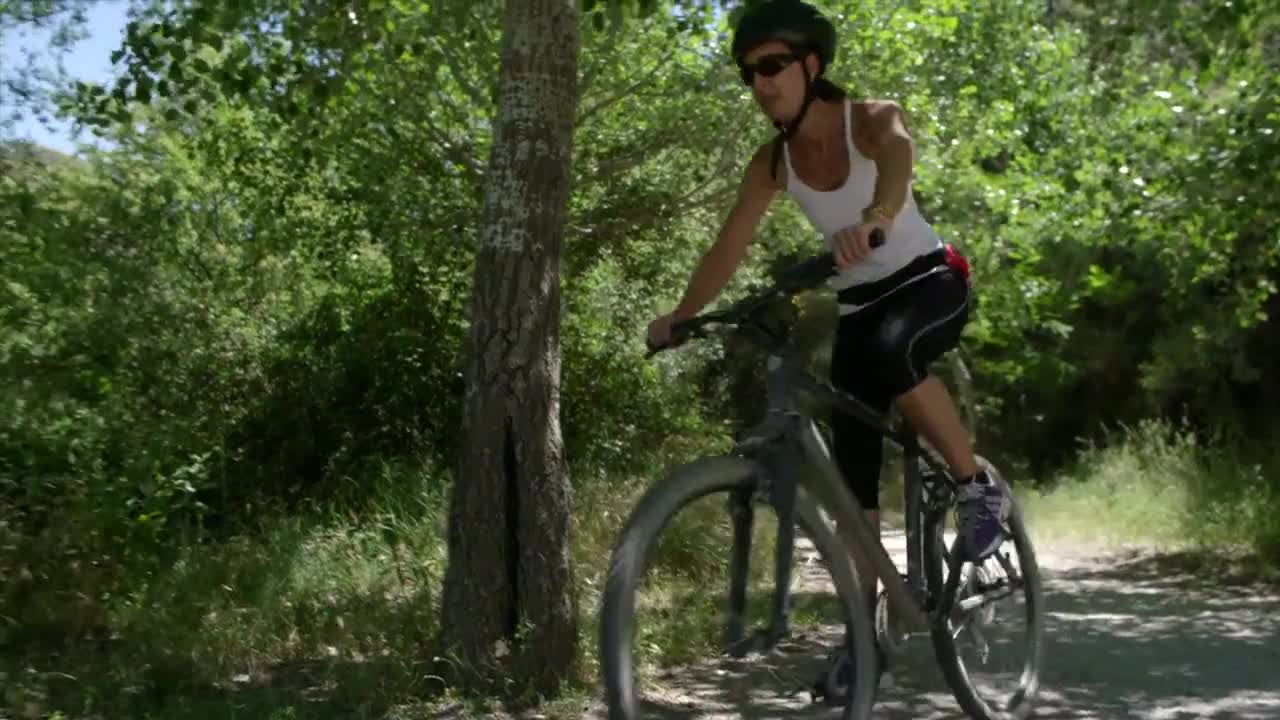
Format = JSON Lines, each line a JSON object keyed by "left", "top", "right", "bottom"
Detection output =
{"left": 646, "top": 228, "right": 885, "bottom": 356}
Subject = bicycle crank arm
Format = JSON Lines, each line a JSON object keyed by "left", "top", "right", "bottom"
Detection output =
{"left": 955, "top": 583, "right": 1018, "bottom": 614}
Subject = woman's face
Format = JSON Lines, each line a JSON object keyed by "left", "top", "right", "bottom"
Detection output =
{"left": 739, "top": 40, "right": 818, "bottom": 124}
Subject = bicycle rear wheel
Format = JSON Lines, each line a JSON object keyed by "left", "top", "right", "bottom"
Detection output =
{"left": 925, "top": 456, "right": 1045, "bottom": 720}
{"left": 600, "top": 455, "right": 877, "bottom": 720}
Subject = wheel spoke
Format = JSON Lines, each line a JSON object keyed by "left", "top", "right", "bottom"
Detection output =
{"left": 923, "top": 456, "right": 1044, "bottom": 720}
{"left": 600, "top": 457, "right": 881, "bottom": 720}
{"left": 994, "top": 549, "right": 1020, "bottom": 584}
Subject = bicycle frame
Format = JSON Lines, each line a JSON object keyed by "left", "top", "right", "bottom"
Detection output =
{"left": 723, "top": 346, "right": 959, "bottom": 646}
{"left": 625, "top": 251, "right": 1043, "bottom": 719}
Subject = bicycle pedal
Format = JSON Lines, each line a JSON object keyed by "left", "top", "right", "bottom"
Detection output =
{"left": 810, "top": 683, "right": 845, "bottom": 707}
{"left": 808, "top": 680, "right": 840, "bottom": 706}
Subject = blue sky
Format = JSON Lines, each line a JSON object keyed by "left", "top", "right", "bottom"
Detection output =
{"left": 2, "top": 0, "right": 130, "bottom": 154}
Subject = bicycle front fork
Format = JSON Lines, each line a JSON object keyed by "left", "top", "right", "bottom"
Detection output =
{"left": 724, "top": 457, "right": 798, "bottom": 657}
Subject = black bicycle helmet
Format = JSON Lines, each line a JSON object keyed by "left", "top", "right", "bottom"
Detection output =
{"left": 731, "top": 0, "right": 837, "bottom": 75}
{"left": 731, "top": 0, "right": 840, "bottom": 176}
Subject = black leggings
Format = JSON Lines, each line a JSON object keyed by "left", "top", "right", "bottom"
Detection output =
{"left": 829, "top": 261, "right": 971, "bottom": 510}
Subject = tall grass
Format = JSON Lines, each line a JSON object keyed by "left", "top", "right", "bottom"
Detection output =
{"left": 2, "top": 445, "right": 783, "bottom": 719}
{"left": 12, "top": 417, "right": 1273, "bottom": 718}
{"left": 1018, "top": 418, "right": 1280, "bottom": 559}
{"left": 2, "top": 460, "right": 450, "bottom": 719}
{"left": 572, "top": 462, "right": 781, "bottom": 687}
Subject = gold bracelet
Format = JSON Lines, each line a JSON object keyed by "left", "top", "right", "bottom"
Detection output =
{"left": 862, "top": 202, "right": 898, "bottom": 223}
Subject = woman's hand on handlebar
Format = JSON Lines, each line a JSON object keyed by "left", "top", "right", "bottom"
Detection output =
{"left": 646, "top": 312, "right": 678, "bottom": 350}
{"left": 832, "top": 220, "right": 889, "bottom": 269}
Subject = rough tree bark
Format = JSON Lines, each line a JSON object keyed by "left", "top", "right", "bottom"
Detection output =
{"left": 438, "top": 0, "right": 580, "bottom": 698}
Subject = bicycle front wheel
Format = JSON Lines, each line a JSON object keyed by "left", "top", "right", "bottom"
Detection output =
{"left": 925, "top": 456, "right": 1045, "bottom": 720}
{"left": 599, "top": 454, "right": 877, "bottom": 720}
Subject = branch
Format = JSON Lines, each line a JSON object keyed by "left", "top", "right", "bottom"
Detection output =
{"left": 433, "top": 5, "right": 494, "bottom": 114}
{"left": 577, "top": 3, "right": 625, "bottom": 101}
{"left": 578, "top": 109, "right": 738, "bottom": 188}
{"left": 179, "top": 225, "right": 217, "bottom": 285}
{"left": 578, "top": 54, "right": 745, "bottom": 181}
{"left": 578, "top": 130, "right": 676, "bottom": 186}
{"left": 571, "top": 175, "right": 734, "bottom": 239}
{"left": 420, "top": 106, "right": 483, "bottom": 185}
{"left": 576, "top": 35, "right": 681, "bottom": 126}
{"left": 665, "top": 171, "right": 737, "bottom": 218}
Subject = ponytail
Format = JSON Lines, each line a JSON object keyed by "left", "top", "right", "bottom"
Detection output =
{"left": 813, "top": 77, "right": 846, "bottom": 101}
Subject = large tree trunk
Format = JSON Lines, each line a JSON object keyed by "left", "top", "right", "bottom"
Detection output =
{"left": 438, "top": 0, "right": 580, "bottom": 697}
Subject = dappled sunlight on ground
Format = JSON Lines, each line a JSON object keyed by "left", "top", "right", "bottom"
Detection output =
{"left": 571, "top": 526, "right": 1280, "bottom": 720}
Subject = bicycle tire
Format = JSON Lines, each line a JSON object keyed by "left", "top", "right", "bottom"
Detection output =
{"left": 925, "top": 456, "right": 1045, "bottom": 720}
{"left": 599, "top": 454, "right": 877, "bottom": 720}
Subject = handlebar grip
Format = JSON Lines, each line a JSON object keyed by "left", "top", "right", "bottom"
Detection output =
{"left": 869, "top": 227, "right": 886, "bottom": 248}
{"left": 646, "top": 317, "right": 697, "bottom": 356}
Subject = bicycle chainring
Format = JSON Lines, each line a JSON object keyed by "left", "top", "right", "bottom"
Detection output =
{"left": 874, "top": 587, "right": 910, "bottom": 659}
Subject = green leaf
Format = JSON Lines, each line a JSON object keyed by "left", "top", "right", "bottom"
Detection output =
{"left": 135, "top": 76, "right": 153, "bottom": 104}
{"left": 236, "top": 68, "right": 258, "bottom": 94}
{"left": 230, "top": 41, "right": 252, "bottom": 64}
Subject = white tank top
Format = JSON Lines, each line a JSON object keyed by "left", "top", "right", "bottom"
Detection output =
{"left": 781, "top": 98, "right": 943, "bottom": 294}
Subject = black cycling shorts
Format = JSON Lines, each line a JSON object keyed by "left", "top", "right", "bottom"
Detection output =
{"left": 829, "top": 250, "right": 971, "bottom": 511}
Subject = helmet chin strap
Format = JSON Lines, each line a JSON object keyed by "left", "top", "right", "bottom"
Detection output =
{"left": 775, "top": 59, "right": 816, "bottom": 139}
{"left": 768, "top": 51, "right": 819, "bottom": 179}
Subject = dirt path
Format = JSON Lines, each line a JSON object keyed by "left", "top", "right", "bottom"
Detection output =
{"left": 578, "top": 528, "right": 1280, "bottom": 720}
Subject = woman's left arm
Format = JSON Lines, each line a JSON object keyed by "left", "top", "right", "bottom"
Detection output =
{"left": 856, "top": 100, "right": 915, "bottom": 221}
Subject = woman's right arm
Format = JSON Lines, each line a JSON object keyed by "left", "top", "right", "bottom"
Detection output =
{"left": 670, "top": 142, "right": 781, "bottom": 322}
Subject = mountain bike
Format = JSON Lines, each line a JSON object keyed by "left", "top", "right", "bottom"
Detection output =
{"left": 599, "top": 242, "right": 1045, "bottom": 720}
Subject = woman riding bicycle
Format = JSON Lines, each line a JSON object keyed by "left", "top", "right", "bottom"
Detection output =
{"left": 645, "top": 0, "right": 1011, "bottom": 689}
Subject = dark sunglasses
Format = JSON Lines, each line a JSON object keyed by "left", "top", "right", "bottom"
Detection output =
{"left": 738, "top": 53, "right": 799, "bottom": 85}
